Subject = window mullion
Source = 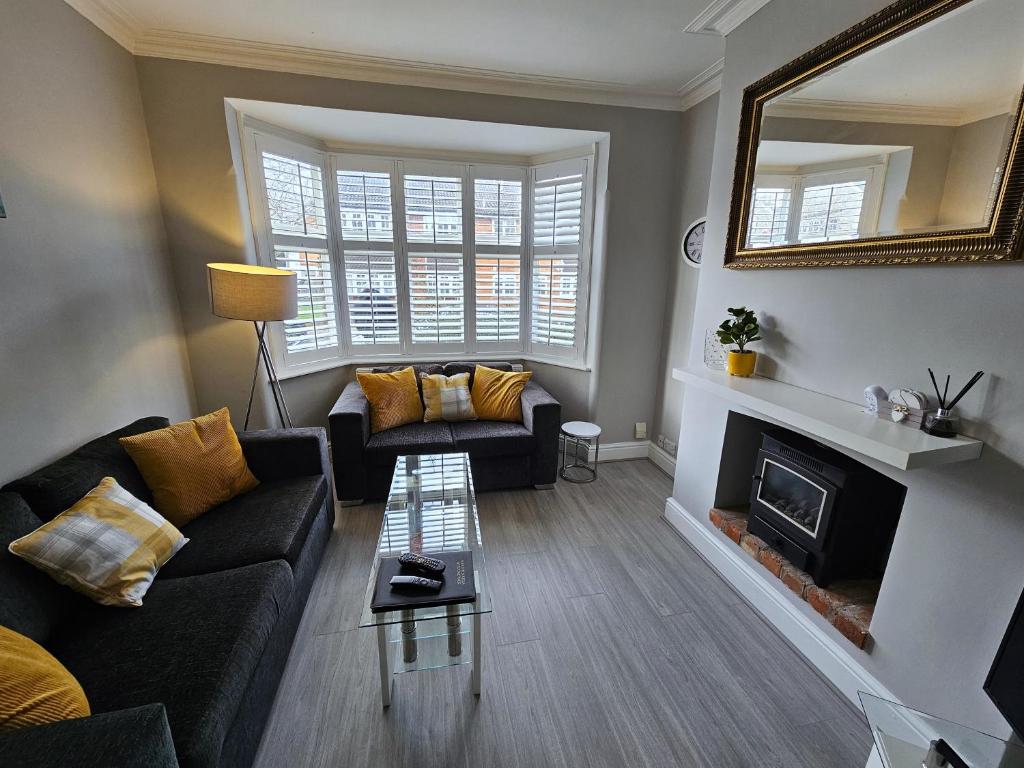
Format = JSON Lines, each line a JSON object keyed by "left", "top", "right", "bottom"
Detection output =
{"left": 464, "top": 165, "right": 476, "bottom": 354}
{"left": 524, "top": 170, "right": 534, "bottom": 356}
{"left": 393, "top": 159, "right": 413, "bottom": 356}
{"left": 325, "top": 154, "right": 352, "bottom": 358}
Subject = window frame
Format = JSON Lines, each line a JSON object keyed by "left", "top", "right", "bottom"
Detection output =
{"left": 241, "top": 123, "right": 596, "bottom": 374}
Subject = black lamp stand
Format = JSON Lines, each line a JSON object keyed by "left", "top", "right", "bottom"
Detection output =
{"left": 243, "top": 321, "right": 293, "bottom": 431}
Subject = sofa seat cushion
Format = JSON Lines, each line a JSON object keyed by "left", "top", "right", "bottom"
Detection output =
{"left": 2, "top": 417, "right": 169, "bottom": 522}
{"left": 451, "top": 421, "right": 536, "bottom": 458}
{"left": 158, "top": 476, "right": 327, "bottom": 579}
{"left": 52, "top": 561, "right": 292, "bottom": 768}
{"left": 365, "top": 422, "right": 455, "bottom": 465}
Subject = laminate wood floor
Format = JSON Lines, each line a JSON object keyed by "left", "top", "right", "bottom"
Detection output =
{"left": 254, "top": 460, "right": 872, "bottom": 768}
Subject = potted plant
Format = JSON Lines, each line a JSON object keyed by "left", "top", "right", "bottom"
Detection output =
{"left": 716, "top": 306, "right": 762, "bottom": 377}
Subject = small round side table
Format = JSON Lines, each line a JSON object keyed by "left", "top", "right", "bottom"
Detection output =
{"left": 560, "top": 421, "right": 601, "bottom": 483}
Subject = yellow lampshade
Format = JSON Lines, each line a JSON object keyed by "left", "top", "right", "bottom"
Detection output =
{"left": 207, "top": 263, "right": 298, "bottom": 321}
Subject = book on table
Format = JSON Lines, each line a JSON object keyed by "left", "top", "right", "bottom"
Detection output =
{"left": 370, "top": 551, "right": 475, "bottom": 613}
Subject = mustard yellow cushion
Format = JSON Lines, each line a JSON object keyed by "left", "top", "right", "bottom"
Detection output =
{"left": 118, "top": 408, "right": 258, "bottom": 527}
{"left": 421, "top": 373, "right": 477, "bottom": 423}
{"left": 470, "top": 366, "right": 533, "bottom": 422}
{"left": 0, "top": 625, "right": 89, "bottom": 729}
{"left": 9, "top": 476, "right": 188, "bottom": 607}
{"left": 357, "top": 367, "right": 425, "bottom": 433}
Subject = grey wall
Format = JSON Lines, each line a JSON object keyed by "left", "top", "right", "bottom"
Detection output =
{"left": 134, "top": 58, "right": 681, "bottom": 444}
{"left": 761, "top": 116, "right": 955, "bottom": 230}
{"left": 673, "top": 0, "right": 1024, "bottom": 736}
{"left": 938, "top": 112, "right": 1013, "bottom": 227}
{"left": 0, "top": 0, "right": 194, "bottom": 482}
{"left": 652, "top": 93, "right": 719, "bottom": 450}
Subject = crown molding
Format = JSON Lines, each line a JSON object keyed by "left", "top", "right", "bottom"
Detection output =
{"left": 64, "top": 0, "right": 141, "bottom": 51}
{"left": 684, "top": 0, "right": 774, "bottom": 35}
{"left": 763, "top": 97, "right": 1014, "bottom": 127}
{"left": 131, "top": 29, "right": 684, "bottom": 111}
{"left": 678, "top": 58, "right": 724, "bottom": 111}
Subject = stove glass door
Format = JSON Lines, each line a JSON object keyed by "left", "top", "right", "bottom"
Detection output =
{"left": 757, "top": 457, "right": 829, "bottom": 539}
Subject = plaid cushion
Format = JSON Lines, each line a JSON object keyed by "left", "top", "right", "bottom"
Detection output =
{"left": 421, "top": 373, "right": 477, "bottom": 423}
{"left": 8, "top": 477, "right": 187, "bottom": 607}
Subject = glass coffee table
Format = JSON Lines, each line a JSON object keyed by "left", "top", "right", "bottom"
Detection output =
{"left": 359, "top": 452, "right": 491, "bottom": 707}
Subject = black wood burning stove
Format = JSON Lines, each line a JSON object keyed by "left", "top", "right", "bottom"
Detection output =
{"left": 748, "top": 429, "right": 905, "bottom": 587}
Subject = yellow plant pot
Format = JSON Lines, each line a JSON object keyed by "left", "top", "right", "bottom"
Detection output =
{"left": 727, "top": 350, "right": 757, "bottom": 377}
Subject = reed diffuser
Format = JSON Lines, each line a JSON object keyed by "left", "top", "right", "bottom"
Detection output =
{"left": 923, "top": 369, "right": 984, "bottom": 437}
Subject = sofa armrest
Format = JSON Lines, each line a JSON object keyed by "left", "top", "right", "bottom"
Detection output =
{"left": 520, "top": 380, "right": 561, "bottom": 486}
{"left": 0, "top": 704, "right": 178, "bottom": 768}
{"left": 239, "top": 427, "right": 333, "bottom": 508}
{"left": 328, "top": 381, "right": 372, "bottom": 503}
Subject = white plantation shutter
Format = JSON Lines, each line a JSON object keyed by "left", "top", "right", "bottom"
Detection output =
{"left": 335, "top": 161, "right": 400, "bottom": 349}
{"left": 530, "top": 157, "right": 589, "bottom": 357}
{"left": 473, "top": 170, "right": 523, "bottom": 345}
{"left": 403, "top": 167, "right": 466, "bottom": 348}
{"left": 798, "top": 178, "right": 868, "bottom": 243}
{"left": 254, "top": 137, "right": 340, "bottom": 363}
{"left": 749, "top": 181, "right": 793, "bottom": 247}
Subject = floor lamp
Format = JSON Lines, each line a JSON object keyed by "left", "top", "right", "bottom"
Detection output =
{"left": 207, "top": 263, "right": 298, "bottom": 430}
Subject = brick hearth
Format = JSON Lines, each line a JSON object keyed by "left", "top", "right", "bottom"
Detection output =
{"left": 709, "top": 507, "right": 879, "bottom": 648}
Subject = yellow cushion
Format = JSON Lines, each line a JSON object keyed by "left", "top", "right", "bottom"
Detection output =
{"left": 470, "top": 366, "right": 533, "bottom": 422}
{"left": 421, "top": 373, "right": 477, "bottom": 423}
{"left": 356, "top": 367, "right": 425, "bottom": 433}
{"left": 0, "top": 625, "right": 89, "bottom": 729}
{"left": 9, "top": 476, "right": 188, "bottom": 607}
{"left": 119, "top": 408, "right": 258, "bottom": 527}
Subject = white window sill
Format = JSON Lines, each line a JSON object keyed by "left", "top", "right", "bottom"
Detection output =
{"left": 276, "top": 352, "right": 592, "bottom": 381}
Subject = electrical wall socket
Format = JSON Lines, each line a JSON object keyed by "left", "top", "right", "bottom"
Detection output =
{"left": 634, "top": 422, "right": 647, "bottom": 440}
{"left": 664, "top": 439, "right": 677, "bottom": 456}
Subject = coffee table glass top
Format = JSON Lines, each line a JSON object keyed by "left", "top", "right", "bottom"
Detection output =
{"left": 359, "top": 453, "right": 492, "bottom": 628}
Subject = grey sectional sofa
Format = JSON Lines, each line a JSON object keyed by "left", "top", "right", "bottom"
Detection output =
{"left": 0, "top": 418, "right": 333, "bottom": 768}
{"left": 329, "top": 362, "right": 561, "bottom": 503}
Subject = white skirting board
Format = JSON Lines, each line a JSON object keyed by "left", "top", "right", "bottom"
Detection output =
{"left": 647, "top": 442, "right": 676, "bottom": 476}
{"left": 573, "top": 439, "right": 677, "bottom": 475}
{"left": 663, "top": 497, "right": 899, "bottom": 709}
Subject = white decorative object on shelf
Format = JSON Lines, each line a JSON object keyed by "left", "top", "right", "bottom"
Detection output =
{"left": 888, "top": 388, "right": 929, "bottom": 424}
{"left": 863, "top": 385, "right": 888, "bottom": 414}
{"left": 703, "top": 328, "right": 727, "bottom": 371}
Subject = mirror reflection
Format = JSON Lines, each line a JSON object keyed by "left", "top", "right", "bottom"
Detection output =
{"left": 747, "top": 0, "right": 1023, "bottom": 249}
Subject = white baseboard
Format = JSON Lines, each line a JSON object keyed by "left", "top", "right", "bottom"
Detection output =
{"left": 586, "top": 440, "right": 650, "bottom": 462}
{"left": 663, "top": 497, "right": 899, "bottom": 709}
{"left": 647, "top": 442, "right": 676, "bottom": 476}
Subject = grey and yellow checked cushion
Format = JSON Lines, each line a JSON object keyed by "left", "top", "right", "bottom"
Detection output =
{"left": 9, "top": 477, "right": 187, "bottom": 607}
{"left": 421, "top": 372, "right": 478, "bottom": 423}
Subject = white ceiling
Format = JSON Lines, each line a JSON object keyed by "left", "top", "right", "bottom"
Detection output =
{"left": 230, "top": 99, "right": 607, "bottom": 157}
{"left": 756, "top": 141, "right": 908, "bottom": 168}
{"left": 778, "top": 0, "right": 1024, "bottom": 114}
{"left": 65, "top": 0, "right": 753, "bottom": 109}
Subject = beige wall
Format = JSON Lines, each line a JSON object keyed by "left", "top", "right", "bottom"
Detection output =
{"left": 134, "top": 58, "right": 682, "bottom": 444}
{"left": 676, "top": 0, "right": 1024, "bottom": 735}
{"left": 0, "top": 0, "right": 194, "bottom": 482}
{"left": 938, "top": 112, "right": 1012, "bottom": 227}
{"left": 652, "top": 93, "right": 719, "bottom": 451}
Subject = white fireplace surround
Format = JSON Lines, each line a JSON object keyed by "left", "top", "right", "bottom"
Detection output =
{"left": 662, "top": 366, "right": 1006, "bottom": 763}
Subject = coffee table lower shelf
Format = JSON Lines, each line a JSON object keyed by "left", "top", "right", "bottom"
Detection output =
{"left": 374, "top": 596, "right": 482, "bottom": 707}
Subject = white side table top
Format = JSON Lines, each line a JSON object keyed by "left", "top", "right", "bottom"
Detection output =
{"left": 561, "top": 421, "right": 602, "bottom": 439}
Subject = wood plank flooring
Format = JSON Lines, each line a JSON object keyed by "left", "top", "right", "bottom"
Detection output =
{"left": 255, "top": 460, "right": 872, "bottom": 768}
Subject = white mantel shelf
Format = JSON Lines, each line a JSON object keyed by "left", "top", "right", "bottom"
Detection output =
{"left": 674, "top": 366, "right": 983, "bottom": 471}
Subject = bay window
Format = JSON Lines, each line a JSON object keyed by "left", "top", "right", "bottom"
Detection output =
{"left": 243, "top": 125, "right": 595, "bottom": 372}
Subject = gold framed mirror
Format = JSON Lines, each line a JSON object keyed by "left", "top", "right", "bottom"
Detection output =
{"left": 725, "top": 0, "right": 1024, "bottom": 269}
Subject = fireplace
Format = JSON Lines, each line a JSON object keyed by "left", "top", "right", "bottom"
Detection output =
{"left": 748, "top": 429, "right": 905, "bottom": 587}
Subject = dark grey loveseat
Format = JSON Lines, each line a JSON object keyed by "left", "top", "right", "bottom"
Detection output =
{"left": 0, "top": 417, "right": 334, "bottom": 768}
{"left": 329, "top": 362, "right": 561, "bottom": 503}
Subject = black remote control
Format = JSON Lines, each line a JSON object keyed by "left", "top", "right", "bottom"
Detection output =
{"left": 399, "top": 552, "right": 446, "bottom": 575}
{"left": 390, "top": 575, "right": 442, "bottom": 590}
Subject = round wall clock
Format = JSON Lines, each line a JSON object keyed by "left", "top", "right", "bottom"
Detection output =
{"left": 682, "top": 217, "right": 707, "bottom": 268}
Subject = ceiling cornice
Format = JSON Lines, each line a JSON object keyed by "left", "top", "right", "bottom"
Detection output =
{"left": 763, "top": 97, "right": 1014, "bottom": 128}
{"left": 131, "top": 30, "right": 685, "bottom": 111}
{"left": 64, "top": 0, "right": 141, "bottom": 51}
{"left": 684, "top": 0, "right": 774, "bottom": 36}
{"left": 65, "top": 0, "right": 733, "bottom": 112}
{"left": 677, "top": 58, "right": 724, "bottom": 111}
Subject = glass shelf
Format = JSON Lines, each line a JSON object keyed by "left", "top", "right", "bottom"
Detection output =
{"left": 386, "top": 619, "right": 474, "bottom": 675}
{"left": 860, "top": 692, "right": 1024, "bottom": 768}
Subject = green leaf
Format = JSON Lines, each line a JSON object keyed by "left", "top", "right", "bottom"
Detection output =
{"left": 748, "top": 335, "right": 762, "bottom": 342}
